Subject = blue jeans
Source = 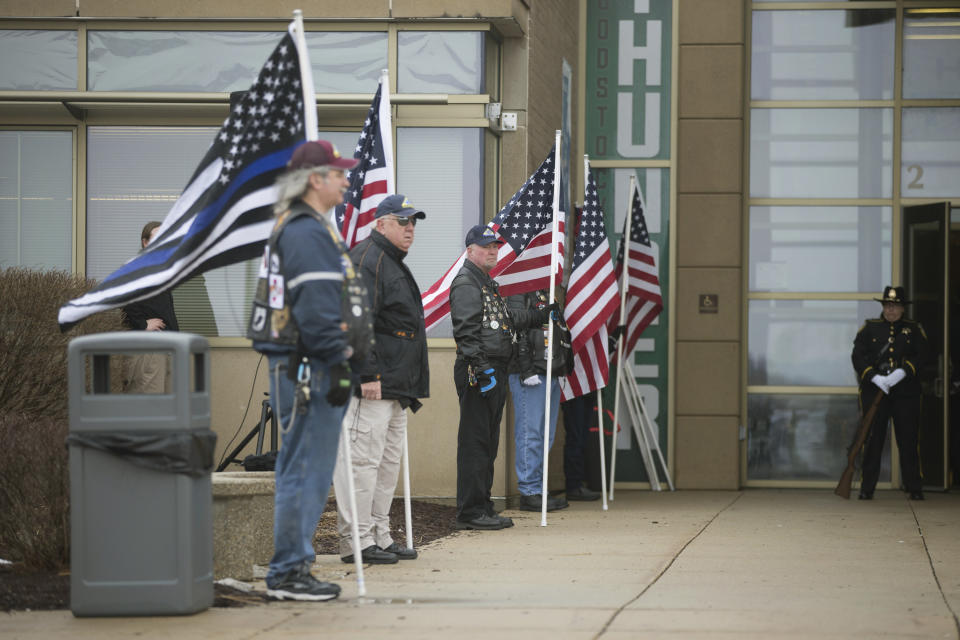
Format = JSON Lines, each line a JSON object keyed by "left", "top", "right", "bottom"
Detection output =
{"left": 508, "top": 374, "right": 561, "bottom": 496}
{"left": 265, "top": 354, "right": 348, "bottom": 587}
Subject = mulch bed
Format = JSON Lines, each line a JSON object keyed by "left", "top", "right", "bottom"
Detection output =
{"left": 0, "top": 498, "right": 457, "bottom": 612}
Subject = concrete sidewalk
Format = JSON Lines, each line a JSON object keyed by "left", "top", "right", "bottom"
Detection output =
{"left": 3, "top": 490, "right": 959, "bottom": 639}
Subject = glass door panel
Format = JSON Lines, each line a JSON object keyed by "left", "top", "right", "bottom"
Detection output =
{"left": 902, "top": 202, "right": 950, "bottom": 490}
{"left": 950, "top": 206, "right": 960, "bottom": 487}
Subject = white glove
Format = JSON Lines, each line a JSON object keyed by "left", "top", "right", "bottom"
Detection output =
{"left": 521, "top": 374, "right": 542, "bottom": 387}
{"left": 871, "top": 374, "right": 890, "bottom": 395}
{"left": 885, "top": 368, "right": 906, "bottom": 389}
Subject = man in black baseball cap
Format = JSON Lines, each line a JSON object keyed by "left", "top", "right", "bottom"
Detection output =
{"left": 448, "top": 224, "right": 555, "bottom": 530}
{"left": 332, "top": 194, "right": 429, "bottom": 565}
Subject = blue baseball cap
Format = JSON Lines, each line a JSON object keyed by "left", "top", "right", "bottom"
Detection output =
{"left": 464, "top": 224, "right": 502, "bottom": 247}
{"left": 375, "top": 194, "right": 426, "bottom": 220}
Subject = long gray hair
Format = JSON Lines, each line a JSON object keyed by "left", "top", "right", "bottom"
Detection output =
{"left": 273, "top": 166, "right": 332, "bottom": 214}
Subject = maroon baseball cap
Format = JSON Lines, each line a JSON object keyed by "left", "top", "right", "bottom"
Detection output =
{"left": 287, "top": 140, "right": 358, "bottom": 171}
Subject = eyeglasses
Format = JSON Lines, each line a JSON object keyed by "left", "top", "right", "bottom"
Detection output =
{"left": 387, "top": 215, "right": 417, "bottom": 227}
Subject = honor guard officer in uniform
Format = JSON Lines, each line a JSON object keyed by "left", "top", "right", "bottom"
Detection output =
{"left": 248, "top": 140, "right": 362, "bottom": 601}
{"left": 450, "top": 224, "right": 556, "bottom": 530}
{"left": 851, "top": 286, "right": 931, "bottom": 501}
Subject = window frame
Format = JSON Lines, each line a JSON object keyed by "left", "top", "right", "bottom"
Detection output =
{"left": 0, "top": 18, "right": 500, "bottom": 344}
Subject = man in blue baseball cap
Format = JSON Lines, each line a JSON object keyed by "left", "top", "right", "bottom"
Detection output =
{"left": 333, "top": 194, "right": 429, "bottom": 564}
{"left": 448, "top": 224, "right": 557, "bottom": 530}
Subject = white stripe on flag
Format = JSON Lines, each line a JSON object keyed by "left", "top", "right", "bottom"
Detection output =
{"left": 153, "top": 158, "right": 224, "bottom": 244}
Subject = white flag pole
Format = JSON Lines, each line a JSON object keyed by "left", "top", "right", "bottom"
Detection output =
{"left": 340, "top": 418, "right": 366, "bottom": 597}
{"left": 540, "top": 130, "right": 563, "bottom": 527}
{"left": 609, "top": 174, "right": 636, "bottom": 502}
{"left": 391, "top": 66, "right": 408, "bottom": 544}
{"left": 291, "top": 10, "right": 317, "bottom": 141}
{"left": 596, "top": 385, "right": 610, "bottom": 511}
{"left": 584, "top": 154, "right": 609, "bottom": 512}
{"left": 379, "top": 68, "right": 396, "bottom": 194}
{"left": 402, "top": 427, "right": 414, "bottom": 551}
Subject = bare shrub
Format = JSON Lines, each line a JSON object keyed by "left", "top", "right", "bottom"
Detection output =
{"left": 0, "top": 268, "right": 124, "bottom": 420}
{"left": 0, "top": 414, "right": 70, "bottom": 569}
{"left": 0, "top": 268, "right": 124, "bottom": 569}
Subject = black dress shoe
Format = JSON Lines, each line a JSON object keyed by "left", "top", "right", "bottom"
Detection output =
{"left": 567, "top": 486, "right": 602, "bottom": 501}
{"left": 909, "top": 491, "right": 925, "bottom": 501}
{"left": 518, "top": 494, "right": 569, "bottom": 512}
{"left": 858, "top": 492, "right": 873, "bottom": 500}
{"left": 341, "top": 544, "right": 398, "bottom": 564}
{"left": 493, "top": 513, "right": 514, "bottom": 528}
{"left": 454, "top": 514, "right": 505, "bottom": 530}
{"left": 381, "top": 541, "right": 418, "bottom": 560}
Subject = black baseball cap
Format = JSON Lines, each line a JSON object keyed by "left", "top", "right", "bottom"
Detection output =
{"left": 375, "top": 194, "right": 426, "bottom": 220}
{"left": 464, "top": 224, "right": 502, "bottom": 247}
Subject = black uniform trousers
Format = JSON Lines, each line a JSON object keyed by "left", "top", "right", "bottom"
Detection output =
{"left": 562, "top": 391, "right": 596, "bottom": 492}
{"left": 454, "top": 358, "right": 509, "bottom": 522}
{"left": 859, "top": 384, "right": 923, "bottom": 495}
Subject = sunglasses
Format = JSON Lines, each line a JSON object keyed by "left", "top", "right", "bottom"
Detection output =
{"left": 387, "top": 215, "right": 417, "bottom": 227}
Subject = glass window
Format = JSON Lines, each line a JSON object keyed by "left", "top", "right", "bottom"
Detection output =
{"left": 751, "top": 10, "right": 894, "bottom": 100}
{"left": 88, "top": 31, "right": 277, "bottom": 92}
{"left": 901, "top": 108, "right": 960, "bottom": 199}
{"left": 748, "top": 300, "right": 876, "bottom": 386}
{"left": 747, "top": 393, "right": 890, "bottom": 482}
{"left": 903, "top": 10, "right": 960, "bottom": 99}
{"left": 0, "top": 30, "right": 78, "bottom": 90}
{"left": 305, "top": 32, "right": 388, "bottom": 93}
{"left": 87, "top": 31, "right": 387, "bottom": 93}
{"left": 750, "top": 108, "right": 892, "bottom": 198}
{"left": 398, "top": 31, "right": 484, "bottom": 94}
{"left": 317, "top": 130, "right": 363, "bottom": 159}
{"left": 86, "top": 126, "right": 257, "bottom": 337}
{"left": 750, "top": 206, "right": 891, "bottom": 293}
{"left": 0, "top": 131, "right": 73, "bottom": 271}
{"left": 397, "top": 127, "right": 483, "bottom": 337}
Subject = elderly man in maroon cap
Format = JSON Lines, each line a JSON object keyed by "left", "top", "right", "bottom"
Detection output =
{"left": 248, "top": 139, "right": 360, "bottom": 601}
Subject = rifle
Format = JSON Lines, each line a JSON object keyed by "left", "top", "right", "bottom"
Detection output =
{"left": 836, "top": 337, "right": 894, "bottom": 499}
{"left": 835, "top": 390, "right": 884, "bottom": 499}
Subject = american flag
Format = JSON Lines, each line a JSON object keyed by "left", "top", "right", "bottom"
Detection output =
{"left": 59, "top": 25, "right": 315, "bottom": 330}
{"left": 561, "top": 169, "right": 619, "bottom": 401}
{"left": 335, "top": 75, "right": 394, "bottom": 248}
{"left": 422, "top": 148, "right": 564, "bottom": 332}
{"left": 609, "top": 178, "right": 663, "bottom": 359}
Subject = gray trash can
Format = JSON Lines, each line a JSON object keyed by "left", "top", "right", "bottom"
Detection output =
{"left": 67, "top": 332, "right": 215, "bottom": 617}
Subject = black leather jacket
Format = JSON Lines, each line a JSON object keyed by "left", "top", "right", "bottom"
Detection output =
{"left": 350, "top": 230, "right": 429, "bottom": 405}
{"left": 506, "top": 291, "right": 554, "bottom": 377}
{"left": 852, "top": 316, "right": 930, "bottom": 394}
{"left": 450, "top": 260, "right": 546, "bottom": 370}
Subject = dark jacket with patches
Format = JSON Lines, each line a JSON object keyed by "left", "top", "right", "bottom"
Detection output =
{"left": 251, "top": 201, "right": 349, "bottom": 366}
{"left": 450, "top": 260, "right": 546, "bottom": 370}
{"left": 349, "top": 230, "right": 429, "bottom": 407}
{"left": 852, "top": 316, "right": 931, "bottom": 394}
{"left": 506, "top": 291, "right": 552, "bottom": 377}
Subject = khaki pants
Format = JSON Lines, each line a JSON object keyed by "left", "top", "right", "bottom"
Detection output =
{"left": 332, "top": 396, "right": 407, "bottom": 556}
{"left": 124, "top": 352, "right": 168, "bottom": 394}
